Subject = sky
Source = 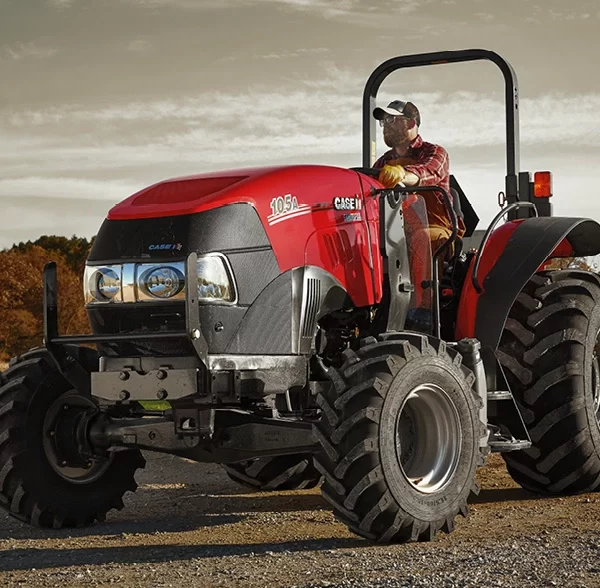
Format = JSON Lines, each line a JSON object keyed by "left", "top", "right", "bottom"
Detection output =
{"left": 1, "top": 0, "right": 600, "bottom": 249}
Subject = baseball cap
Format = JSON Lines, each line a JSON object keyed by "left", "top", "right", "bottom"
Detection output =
{"left": 373, "top": 100, "right": 421, "bottom": 126}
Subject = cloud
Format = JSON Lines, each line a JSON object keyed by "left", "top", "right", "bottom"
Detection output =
{"left": 5, "top": 87, "right": 600, "bottom": 150}
{"left": 0, "top": 177, "right": 144, "bottom": 202}
{"left": 3, "top": 42, "right": 59, "bottom": 61}
{"left": 0, "top": 196, "right": 119, "bottom": 249}
{"left": 47, "top": 0, "right": 76, "bottom": 7}
{"left": 120, "top": 0, "right": 429, "bottom": 19}
{"left": 127, "top": 39, "right": 152, "bottom": 53}
{"left": 249, "top": 47, "right": 330, "bottom": 61}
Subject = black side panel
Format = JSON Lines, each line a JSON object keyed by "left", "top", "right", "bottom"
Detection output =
{"left": 198, "top": 305, "right": 249, "bottom": 354}
{"left": 228, "top": 249, "right": 280, "bottom": 306}
{"left": 475, "top": 217, "right": 600, "bottom": 351}
{"left": 225, "top": 267, "right": 352, "bottom": 356}
{"left": 88, "top": 203, "right": 270, "bottom": 261}
{"left": 189, "top": 204, "right": 271, "bottom": 252}
{"left": 226, "top": 272, "right": 295, "bottom": 354}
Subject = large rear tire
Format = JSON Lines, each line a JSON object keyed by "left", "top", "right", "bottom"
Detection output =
{"left": 498, "top": 270, "right": 600, "bottom": 494}
{"left": 222, "top": 455, "right": 321, "bottom": 491}
{"left": 314, "top": 333, "right": 484, "bottom": 543}
{"left": 0, "top": 348, "right": 145, "bottom": 528}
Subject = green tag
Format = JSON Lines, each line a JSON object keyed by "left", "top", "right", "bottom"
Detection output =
{"left": 138, "top": 400, "right": 171, "bottom": 411}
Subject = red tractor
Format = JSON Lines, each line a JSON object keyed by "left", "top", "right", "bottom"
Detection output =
{"left": 2, "top": 49, "right": 600, "bottom": 543}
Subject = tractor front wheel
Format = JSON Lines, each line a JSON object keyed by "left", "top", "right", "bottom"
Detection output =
{"left": 315, "top": 334, "right": 484, "bottom": 543}
{"left": 0, "top": 348, "right": 145, "bottom": 528}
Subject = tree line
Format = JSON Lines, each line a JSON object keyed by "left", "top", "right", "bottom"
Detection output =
{"left": 0, "top": 236, "right": 93, "bottom": 362}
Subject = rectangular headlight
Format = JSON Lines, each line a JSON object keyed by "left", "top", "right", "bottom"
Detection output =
{"left": 83, "top": 265, "right": 123, "bottom": 304}
{"left": 197, "top": 253, "right": 236, "bottom": 304}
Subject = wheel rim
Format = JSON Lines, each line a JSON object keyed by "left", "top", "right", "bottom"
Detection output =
{"left": 395, "top": 383, "right": 462, "bottom": 494}
{"left": 42, "top": 391, "right": 113, "bottom": 484}
{"left": 593, "top": 328, "right": 600, "bottom": 421}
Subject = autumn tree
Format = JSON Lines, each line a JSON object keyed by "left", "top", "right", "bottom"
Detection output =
{"left": 13, "top": 235, "right": 94, "bottom": 275}
{"left": 0, "top": 243, "right": 91, "bottom": 361}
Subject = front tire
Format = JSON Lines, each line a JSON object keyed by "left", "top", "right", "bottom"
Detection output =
{"left": 0, "top": 348, "right": 145, "bottom": 528}
{"left": 314, "top": 333, "right": 484, "bottom": 543}
{"left": 498, "top": 270, "right": 600, "bottom": 494}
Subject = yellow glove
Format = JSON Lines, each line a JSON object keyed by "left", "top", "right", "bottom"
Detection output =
{"left": 378, "top": 164, "right": 407, "bottom": 188}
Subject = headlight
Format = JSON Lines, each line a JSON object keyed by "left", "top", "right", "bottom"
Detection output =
{"left": 197, "top": 255, "right": 235, "bottom": 303}
{"left": 138, "top": 265, "right": 185, "bottom": 300}
{"left": 84, "top": 266, "right": 122, "bottom": 304}
{"left": 84, "top": 254, "right": 236, "bottom": 305}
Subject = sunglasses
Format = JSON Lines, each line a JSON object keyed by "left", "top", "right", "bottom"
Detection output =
{"left": 379, "top": 114, "right": 410, "bottom": 127}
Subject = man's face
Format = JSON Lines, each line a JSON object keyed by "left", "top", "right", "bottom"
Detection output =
{"left": 381, "top": 115, "right": 411, "bottom": 148}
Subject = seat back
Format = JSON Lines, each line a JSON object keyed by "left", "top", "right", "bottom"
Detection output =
{"left": 450, "top": 187, "right": 464, "bottom": 220}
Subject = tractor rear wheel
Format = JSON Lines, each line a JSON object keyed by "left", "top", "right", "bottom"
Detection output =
{"left": 222, "top": 455, "right": 321, "bottom": 491}
{"left": 0, "top": 348, "right": 145, "bottom": 528}
{"left": 314, "top": 333, "right": 484, "bottom": 543}
{"left": 498, "top": 270, "right": 600, "bottom": 494}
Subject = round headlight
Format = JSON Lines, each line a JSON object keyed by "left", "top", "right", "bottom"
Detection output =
{"left": 94, "top": 268, "right": 120, "bottom": 301}
{"left": 140, "top": 266, "right": 184, "bottom": 299}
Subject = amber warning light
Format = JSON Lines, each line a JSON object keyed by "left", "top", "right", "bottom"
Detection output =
{"left": 534, "top": 171, "right": 553, "bottom": 198}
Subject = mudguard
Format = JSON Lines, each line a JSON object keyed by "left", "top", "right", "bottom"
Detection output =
{"left": 457, "top": 217, "right": 600, "bottom": 351}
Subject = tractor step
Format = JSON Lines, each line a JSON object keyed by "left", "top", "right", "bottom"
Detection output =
{"left": 487, "top": 390, "right": 512, "bottom": 400}
{"left": 487, "top": 423, "right": 530, "bottom": 452}
{"left": 488, "top": 436, "right": 531, "bottom": 452}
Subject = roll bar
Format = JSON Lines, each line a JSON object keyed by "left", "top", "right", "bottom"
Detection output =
{"left": 362, "top": 49, "right": 521, "bottom": 204}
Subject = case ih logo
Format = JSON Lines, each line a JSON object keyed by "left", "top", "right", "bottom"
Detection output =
{"left": 148, "top": 243, "right": 183, "bottom": 251}
{"left": 333, "top": 196, "right": 362, "bottom": 211}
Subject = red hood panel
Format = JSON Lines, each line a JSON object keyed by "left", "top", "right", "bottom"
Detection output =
{"left": 108, "top": 165, "right": 345, "bottom": 220}
{"left": 131, "top": 176, "right": 250, "bottom": 207}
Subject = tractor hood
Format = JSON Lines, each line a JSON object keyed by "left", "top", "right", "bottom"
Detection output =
{"left": 107, "top": 164, "right": 360, "bottom": 221}
{"left": 90, "top": 163, "right": 378, "bottom": 309}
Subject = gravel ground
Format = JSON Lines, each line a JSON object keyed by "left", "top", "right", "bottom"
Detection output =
{"left": 1, "top": 453, "right": 600, "bottom": 587}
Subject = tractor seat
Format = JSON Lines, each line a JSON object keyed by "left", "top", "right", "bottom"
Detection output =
{"left": 450, "top": 187, "right": 463, "bottom": 221}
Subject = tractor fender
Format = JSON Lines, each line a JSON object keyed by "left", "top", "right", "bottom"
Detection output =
{"left": 456, "top": 216, "right": 600, "bottom": 351}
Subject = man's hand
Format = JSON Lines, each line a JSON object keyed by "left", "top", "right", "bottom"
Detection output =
{"left": 378, "top": 164, "right": 407, "bottom": 188}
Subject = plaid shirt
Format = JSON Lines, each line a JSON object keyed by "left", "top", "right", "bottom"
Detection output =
{"left": 374, "top": 135, "right": 464, "bottom": 238}
{"left": 373, "top": 135, "right": 450, "bottom": 198}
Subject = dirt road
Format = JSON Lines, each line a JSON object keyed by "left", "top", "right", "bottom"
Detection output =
{"left": 1, "top": 453, "right": 600, "bottom": 588}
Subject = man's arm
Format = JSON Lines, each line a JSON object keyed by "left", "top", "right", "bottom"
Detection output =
{"left": 402, "top": 143, "right": 449, "bottom": 187}
{"left": 401, "top": 171, "right": 421, "bottom": 187}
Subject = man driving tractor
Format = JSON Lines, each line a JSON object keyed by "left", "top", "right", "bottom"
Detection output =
{"left": 373, "top": 99, "right": 466, "bottom": 252}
